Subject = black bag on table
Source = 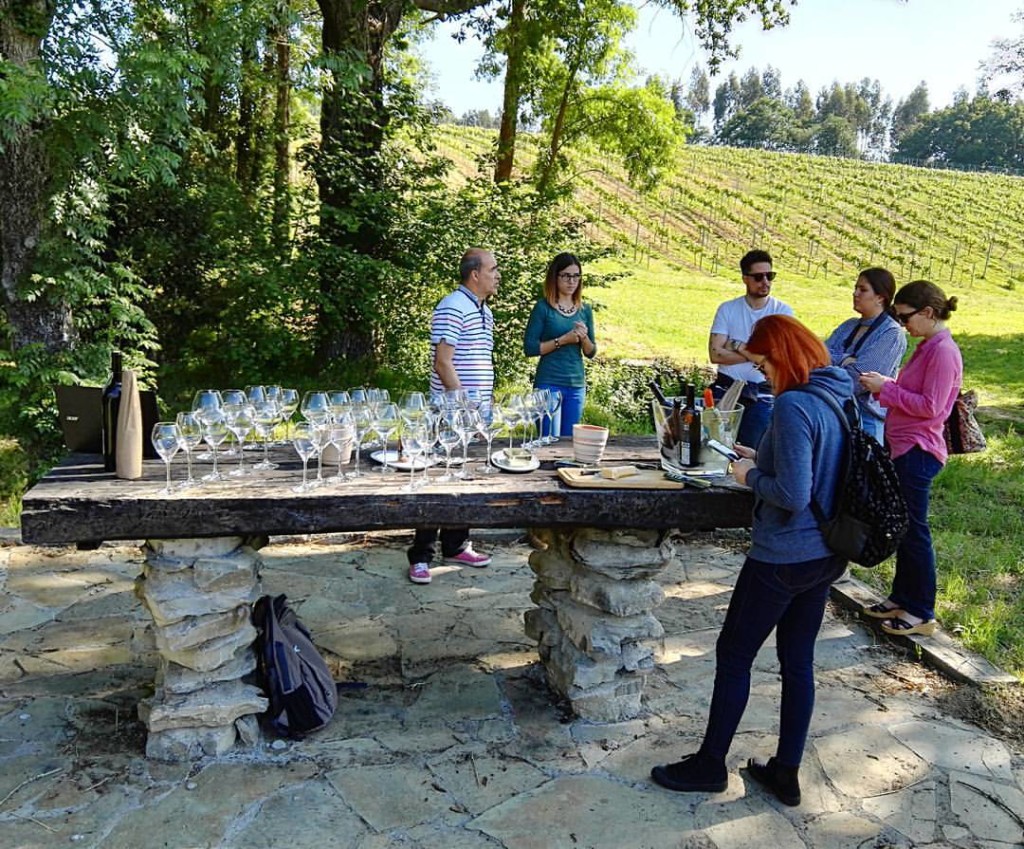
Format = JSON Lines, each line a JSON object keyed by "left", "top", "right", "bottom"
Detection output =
{"left": 796, "top": 385, "right": 908, "bottom": 568}
{"left": 252, "top": 594, "right": 338, "bottom": 737}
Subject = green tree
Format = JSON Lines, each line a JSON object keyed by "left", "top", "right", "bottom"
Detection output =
{"left": 891, "top": 81, "right": 930, "bottom": 149}
{"left": 717, "top": 96, "right": 796, "bottom": 150}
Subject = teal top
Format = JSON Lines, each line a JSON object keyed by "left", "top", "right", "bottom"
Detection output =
{"left": 523, "top": 300, "right": 597, "bottom": 388}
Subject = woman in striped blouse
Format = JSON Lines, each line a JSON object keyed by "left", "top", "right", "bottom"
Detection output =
{"left": 824, "top": 268, "right": 907, "bottom": 442}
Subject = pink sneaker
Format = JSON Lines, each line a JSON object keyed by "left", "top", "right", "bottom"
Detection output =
{"left": 408, "top": 562, "right": 432, "bottom": 584}
{"left": 443, "top": 544, "right": 491, "bottom": 568}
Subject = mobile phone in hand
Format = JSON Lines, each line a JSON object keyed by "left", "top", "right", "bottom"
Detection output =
{"left": 707, "top": 438, "right": 740, "bottom": 462}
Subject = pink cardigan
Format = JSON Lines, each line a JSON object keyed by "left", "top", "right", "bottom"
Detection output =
{"left": 878, "top": 329, "right": 962, "bottom": 464}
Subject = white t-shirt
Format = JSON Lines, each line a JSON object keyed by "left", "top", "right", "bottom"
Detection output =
{"left": 710, "top": 295, "right": 794, "bottom": 386}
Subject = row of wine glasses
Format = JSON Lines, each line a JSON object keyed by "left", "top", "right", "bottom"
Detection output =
{"left": 149, "top": 385, "right": 563, "bottom": 494}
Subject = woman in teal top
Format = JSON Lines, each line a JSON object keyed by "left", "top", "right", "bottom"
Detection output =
{"left": 523, "top": 252, "right": 597, "bottom": 436}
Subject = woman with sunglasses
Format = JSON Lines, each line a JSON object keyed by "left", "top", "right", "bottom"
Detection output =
{"left": 824, "top": 268, "right": 907, "bottom": 442}
{"left": 652, "top": 314, "right": 852, "bottom": 807}
{"left": 523, "top": 252, "right": 597, "bottom": 437}
{"left": 858, "top": 281, "right": 962, "bottom": 637}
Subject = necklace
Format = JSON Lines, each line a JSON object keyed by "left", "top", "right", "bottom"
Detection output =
{"left": 556, "top": 301, "right": 577, "bottom": 316}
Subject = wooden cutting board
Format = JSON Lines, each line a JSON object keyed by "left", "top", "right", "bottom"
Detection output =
{"left": 557, "top": 467, "right": 684, "bottom": 490}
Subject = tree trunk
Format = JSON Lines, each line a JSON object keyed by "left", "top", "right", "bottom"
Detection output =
{"left": 537, "top": 58, "right": 580, "bottom": 195}
{"left": 494, "top": 0, "right": 526, "bottom": 183}
{"left": 313, "top": 0, "right": 404, "bottom": 363}
{"left": 0, "top": 0, "right": 75, "bottom": 352}
{"left": 235, "top": 40, "right": 259, "bottom": 195}
{"left": 271, "top": 0, "right": 292, "bottom": 248}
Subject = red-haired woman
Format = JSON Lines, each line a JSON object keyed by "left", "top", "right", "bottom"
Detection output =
{"left": 652, "top": 315, "right": 853, "bottom": 807}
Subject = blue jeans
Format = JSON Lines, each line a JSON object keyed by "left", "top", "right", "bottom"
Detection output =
{"left": 890, "top": 447, "right": 943, "bottom": 621}
{"left": 535, "top": 383, "right": 585, "bottom": 438}
{"left": 701, "top": 554, "right": 847, "bottom": 767}
{"left": 711, "top": 381, "right": 773, "bottom": 451}
{"left": 737, "top": 396, "right": 774, "bottom": 451}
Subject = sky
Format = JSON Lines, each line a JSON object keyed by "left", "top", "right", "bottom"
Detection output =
{"left": 418, "top": 0, "right": 1024, "bottom": 117}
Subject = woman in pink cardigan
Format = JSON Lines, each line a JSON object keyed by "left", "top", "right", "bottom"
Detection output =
{"left": 858, "top": 280, "right": 962, "bottom": 636}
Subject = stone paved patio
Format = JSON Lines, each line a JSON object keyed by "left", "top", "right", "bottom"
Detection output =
{"left": 1, "top": 532, "right": 1022, "bottom": 849}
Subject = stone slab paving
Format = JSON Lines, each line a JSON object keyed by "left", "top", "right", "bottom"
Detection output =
{"left": 1, "top": 534, "right": 1022, "bottom": 849}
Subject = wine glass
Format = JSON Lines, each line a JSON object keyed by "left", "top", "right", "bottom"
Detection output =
{"left": 151, "top": 422, "right": 182, "bottom": 495}
{"left": 436, "top": 414, "right": 461, "bottom": 483}
{"left": 348, "top": 404, "right": 373, "bottom": 479}
{"left": 300, "top": 391, "right": 330, "bottom": 426}
{"left": 246, "top": 385, "right": 267, "bottom": 406}
{"left": 291, "top": 422, "right": 317, "bottom": 493}
{"left": 191, "top": 389, "right": 223, "bottom": 460}
{"left": 252, "top": 401, "right": 280, "bottom": 471}
{"left": 278, "top": 388, "right": 300, "bottom": 441}
{"left": 326, "top": 413, "right": 355, "bottom": 482}
{"left": 373, "top": 403, "right": 401, "bottom": 474}
{"left": 327, "top": 390, "right": 351, "bottom": 422}
{"left": 219, "top": 390, "right": 246, "bottom": 456}
{"left": 175, "top": 411, "right": 203, "bottom": 488}
{"left": 532, "top": 389, "right": 552, "bottom": 444}
{"left": 398, "top": 392, "right": 427, "bottom": 424}
{"left": 544, "top": 390, "right": 563, "bottom": 444}
{"left": 401, "top": 422, "right": 429, "bottom": 492}
{"left": 200, "top": 414, "right": 229, "bottom": 481}
{"left": 477, "top": 402, "right": 503, "bottom": 475}
{"left": 224, "top": 403, "right": 255, "bottom": 476}
{"left": 500, "top": 396, "right": 524, "bottom": 452}
{"left": 453, "top": 408, "right": 479, "bottom": 479}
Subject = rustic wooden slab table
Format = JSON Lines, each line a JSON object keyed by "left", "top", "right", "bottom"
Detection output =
{"left": 21, "top": 436, "right": 753, "bottom": 759}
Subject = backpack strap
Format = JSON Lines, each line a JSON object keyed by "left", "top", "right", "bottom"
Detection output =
{"left": 789, "top": 384, "right": 855, "bottom": 525}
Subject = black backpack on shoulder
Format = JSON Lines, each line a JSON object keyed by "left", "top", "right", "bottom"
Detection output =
{"left": 796, "top": 385, "right": 908, "bottom": 568}
{"left": 252, "top": 594, "right": 338, "bottom": 738}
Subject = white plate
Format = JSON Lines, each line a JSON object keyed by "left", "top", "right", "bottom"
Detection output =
{"left": 490, "top": 450, "right": 540, "bottom": 473}
{"left": 369, "top": 450, "right": 437, "bottom": 471}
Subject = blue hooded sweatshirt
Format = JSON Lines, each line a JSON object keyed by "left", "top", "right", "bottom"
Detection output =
{"left": 744, "top": 366, "right": 854, "bottom": 564}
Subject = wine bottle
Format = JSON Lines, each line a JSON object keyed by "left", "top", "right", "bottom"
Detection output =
{"left": 648, "top": 379, "right": 669, "bottom": 408}
{"left": 101, "top": 351, "right": 123, "bottom": 471}
{"left": 682, "top": 383, "right": 702, "bottom": 467}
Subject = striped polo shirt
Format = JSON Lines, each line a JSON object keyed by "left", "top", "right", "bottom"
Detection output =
{"left": 429, "top": 285, "right": 494, "bottom": 402}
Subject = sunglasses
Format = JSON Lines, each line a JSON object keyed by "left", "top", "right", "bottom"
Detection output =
{"left": 895, "top": 307, "right": 925, "bottom": 325}
{"left": 745, "top": 271, "right": 776, "bottom": 282}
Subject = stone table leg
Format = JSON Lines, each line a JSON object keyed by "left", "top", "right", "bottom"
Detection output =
{"left": 524, "top": 527, "right": 672, "bottom": 722}
{"left": 135, "top": 536, "right": 268, "bottom": 760}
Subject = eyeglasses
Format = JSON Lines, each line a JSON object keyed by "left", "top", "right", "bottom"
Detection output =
{"left": 744, "top": 271, "right": 776, "bottom": 282}
{"left": 895, "top": 307, "right": 924, "bottom": 325}
{"left": 558, "top": 272, "right": 582, "bottom": 282}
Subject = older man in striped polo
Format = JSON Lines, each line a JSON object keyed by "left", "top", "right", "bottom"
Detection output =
{"left": 407, "top": 248, "right": 500, "bottom": 584}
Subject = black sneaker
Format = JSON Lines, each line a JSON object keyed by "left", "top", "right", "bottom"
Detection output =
{"left": 651, "top": 751, "right": 728, "bottom": 793}
{"left": 745, "top": 757, "right": 801, "bottom": 806}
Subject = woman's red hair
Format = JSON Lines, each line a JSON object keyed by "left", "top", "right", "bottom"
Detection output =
{"left": 745, "top": 315, "right": 830, "bottom": 394}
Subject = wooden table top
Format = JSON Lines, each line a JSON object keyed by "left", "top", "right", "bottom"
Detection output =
{"left": 20, "top": 437, "right": 753, "bottom": 544}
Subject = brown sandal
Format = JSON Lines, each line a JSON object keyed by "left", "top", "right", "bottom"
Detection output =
{"left": 880, "top": 616, "right": 937, "bottom": 636}
{"left": 862, "top": 601, "right": 905, "bottom": 619}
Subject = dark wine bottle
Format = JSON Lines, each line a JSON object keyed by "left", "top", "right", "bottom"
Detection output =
{"left": 101, "top": 351, "right": 123, "bottom": 471}
{"left": 682, "top": 383, "right": 702, "bottom": 467}
{"left": 649, "top": 379, "right": 669, "bottom": 408}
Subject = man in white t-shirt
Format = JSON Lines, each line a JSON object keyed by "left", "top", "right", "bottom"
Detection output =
{"left": 708, "top": 250, "right": 794, "bottom": 449}
{"left": 407, "top": 248, "right": 500, "bottom": 585}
